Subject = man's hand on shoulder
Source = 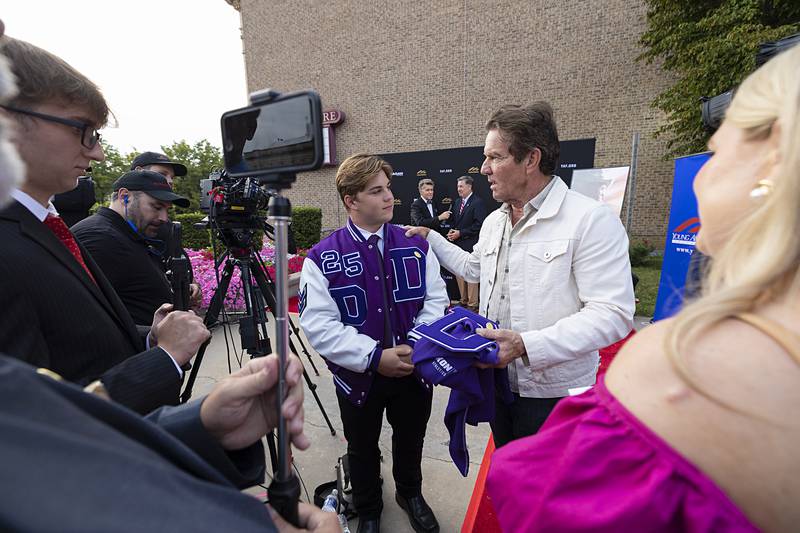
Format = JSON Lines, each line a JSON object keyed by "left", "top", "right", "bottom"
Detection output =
{"left": 404, "top": 226, "right": 430, "bottom": 239}
{"left": 377, "top": 343, "right": 414, "bottom": 377}
{"left": 200, "top": 354, "right": 309, "bottom": 451}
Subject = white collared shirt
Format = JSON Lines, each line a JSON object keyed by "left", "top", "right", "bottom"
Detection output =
{"left": 353, "top": 223, "right": 385, "bottom": 255}
{"left": 11, "top": 189, "right": 58, "bottom": 221}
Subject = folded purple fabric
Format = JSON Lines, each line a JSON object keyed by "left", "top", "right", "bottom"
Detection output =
{"left": 409, "top": 307, "right": 512, "bottom": 476}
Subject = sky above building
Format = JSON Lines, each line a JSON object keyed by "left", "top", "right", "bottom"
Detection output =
{"left": 4, "top": 1, "right": 248, "bottom": 154}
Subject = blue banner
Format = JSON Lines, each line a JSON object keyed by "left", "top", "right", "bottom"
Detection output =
{"left": 653, "top": 153, "right": 710, "bottom": 321}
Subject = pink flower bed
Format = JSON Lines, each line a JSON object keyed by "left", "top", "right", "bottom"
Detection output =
{"left": 188, "top": 243, "right": 306, "bottom": 311}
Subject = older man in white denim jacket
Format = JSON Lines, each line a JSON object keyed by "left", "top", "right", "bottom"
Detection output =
{"left": 407, "top": 103, "right": 634, "bottom": 446}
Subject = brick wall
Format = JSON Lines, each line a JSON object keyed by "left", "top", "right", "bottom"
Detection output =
{"left": 235, "top": 0, "right": 675, "bottom": 243}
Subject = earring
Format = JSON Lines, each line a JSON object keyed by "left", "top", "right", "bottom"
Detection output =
{"left": 749, "top": 179, "right": 774, "bottom": 201}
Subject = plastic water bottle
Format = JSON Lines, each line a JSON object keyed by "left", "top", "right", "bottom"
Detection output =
{"left": 321, "top": 489, "right": 338, "bottom": 513}
{"left": 338, "top": 513, "right": 351, "bottom": 533}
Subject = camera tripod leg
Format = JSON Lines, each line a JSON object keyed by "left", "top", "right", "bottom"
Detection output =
{"left": 251, "top": 256, "right": 337, "bottom": 436}
{"left": 180, "top": 256, "right": 236, "bottom": 403}
{"left": 288, "top": 314, "right": 320, "bottom": 376}
{"left": 292, "top": 340, "right": 337, "bottom": 436}
{"left": 239, "top": 264, "right": 272, "bottom": 357}
{"left": 253, "top": 251, "right": 320, "bottom": 375}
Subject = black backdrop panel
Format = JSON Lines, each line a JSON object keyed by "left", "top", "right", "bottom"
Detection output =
{"left": 381, "top": 139, "right": 595, "bottom": 225}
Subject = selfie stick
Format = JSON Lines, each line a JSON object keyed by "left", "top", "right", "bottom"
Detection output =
{"left": 266, "top": 191, "right": 301, "bottom": 526}
{"left": 222, "top": 87, "right": 322, "bottom": 527}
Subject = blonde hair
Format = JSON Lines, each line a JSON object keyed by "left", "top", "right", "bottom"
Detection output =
{"left": 666, "top": 45, "right": 800, "bottom": 394}
{"left": 335, "top": 153, "right": 392, "bottom": 205}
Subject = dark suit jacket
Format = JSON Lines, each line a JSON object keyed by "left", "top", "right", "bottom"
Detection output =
{"left": 52, "top": 176, "right": 96, "bottom": 227}
{"left": 73, "top": 207, "right": 173, "bottom": 326}
{"left": 451, "top": 193, "right": 487, "bottom": 252}
{"left": 410, "top": 197, "right": 442, "bottom": 231}
{"left": 0, "top": 355, "right": 276, "bottom": 532}
{"left": 0, "top": 200, "right": 181, "bottom": 413}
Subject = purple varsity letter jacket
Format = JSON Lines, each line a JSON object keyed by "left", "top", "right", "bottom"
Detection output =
{"left": 299, "top": 219, "right": 449, "bottom": 405}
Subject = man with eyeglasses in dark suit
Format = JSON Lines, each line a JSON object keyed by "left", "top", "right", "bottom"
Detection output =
{"left": 0, "top": 36, "right": 209, "bottom": 414}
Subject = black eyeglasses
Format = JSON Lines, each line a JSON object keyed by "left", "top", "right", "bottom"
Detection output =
{"left": 0, "top": 104, "right": 102, "bottom": 149}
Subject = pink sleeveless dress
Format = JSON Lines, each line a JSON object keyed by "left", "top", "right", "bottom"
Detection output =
{"left": 486, "top": 377, "right": 758, "bottom": 532}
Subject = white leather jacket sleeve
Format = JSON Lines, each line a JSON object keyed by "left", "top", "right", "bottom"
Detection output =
{"left": 413, "top": 249, "right": 450, "bottom": 327}
{"left": 426, "top": 230, "right": 482, "bottom": 283}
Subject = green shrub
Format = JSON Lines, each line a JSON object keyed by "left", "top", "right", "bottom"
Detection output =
{"left": 292, "top": 206, "right": 322, "bottom": 249}
{"left": 629, "top": 239, "right": 655, "bottom": 267}
{"left": 173, "top": 212, "right": 211, "bottom": 250}
{"left": 174, "top": 211, "right": 267, "bottom": 251}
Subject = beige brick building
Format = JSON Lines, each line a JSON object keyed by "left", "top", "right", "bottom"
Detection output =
{"left": 225, "top": 0, "right": 675, "bottom": 242}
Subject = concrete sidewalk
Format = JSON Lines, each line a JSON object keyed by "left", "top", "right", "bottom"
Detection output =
{"left": 192, "top": 316, "right": 490, "bottom": 532}
{"left": 193, "top": 314, "right": 653, "bottom": 531}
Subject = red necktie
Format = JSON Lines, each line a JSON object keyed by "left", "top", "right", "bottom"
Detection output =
{"left": 43, "top": 214, "right": 96, "bottom": 283}
{"left": 459, "top": 200, "right": 465, "bottom": 216}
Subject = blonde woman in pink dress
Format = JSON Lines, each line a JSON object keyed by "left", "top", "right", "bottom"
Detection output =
{"left": 487, "top": 44, "right": 800, "bottom": 532}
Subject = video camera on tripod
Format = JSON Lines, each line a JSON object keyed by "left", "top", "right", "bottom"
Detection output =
{"left": 198, "top": 88, "right": 323, "bottom": 249}
{"left": 181, "top": 88, "right": 329, "bottom": 527}
{"left": 200, "top": 170, "right": 271, "bottom": 218}
{"left": 198, "top": 170, "right": 275, "bottom": 251}
{"left": 201, "top": 88, "right": 323, "bottom": 210}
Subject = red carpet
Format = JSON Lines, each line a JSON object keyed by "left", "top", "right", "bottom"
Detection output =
{"left": 461, "top": 436, "right": 501, "bottom": 533}
{"left": 598, "top": 329, "right": 636, "bottom": 375}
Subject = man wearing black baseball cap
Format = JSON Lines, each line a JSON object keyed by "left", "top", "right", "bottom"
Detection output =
{"left": 73, "top": 170, "right": 197, "bottom": 325}
{"left": 130, "top": 151, "right": 196, "bottom": 286}
{"left": 131, "top": 151, "right": 188, "bottom": 187}
{"left": 112, "top": 169, "right": 190, "bottom": 211}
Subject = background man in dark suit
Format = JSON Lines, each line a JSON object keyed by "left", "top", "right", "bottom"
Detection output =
{"left": 0, "top": 36, "right": 209, "bottom": 414}
{"left": 410, "top": 178, "right": 451, "bottom": 232}
{"left": 447, "top": 175, "right": 487, "bottom": 309}
{"left": 411, "top": 178, "right": 461, "bottom": 301}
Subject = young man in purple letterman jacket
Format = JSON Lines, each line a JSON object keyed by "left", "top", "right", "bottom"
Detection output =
{"left": 299, "top": 154, "right": 449, "bottom": 533}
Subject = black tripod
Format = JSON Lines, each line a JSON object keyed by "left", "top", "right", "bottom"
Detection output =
{"left": 180, "top": 241, "right": 336, "bottom": 437}
{"left": 253, "top": 249, "right": 322, "bottom": 377}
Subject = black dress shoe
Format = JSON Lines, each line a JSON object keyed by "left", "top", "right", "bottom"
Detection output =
{"left": 357, "top": 516, "right": 380, "bottom": 533}
{"left": 395, "top": 492, "right": 439, "bottom": 533}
